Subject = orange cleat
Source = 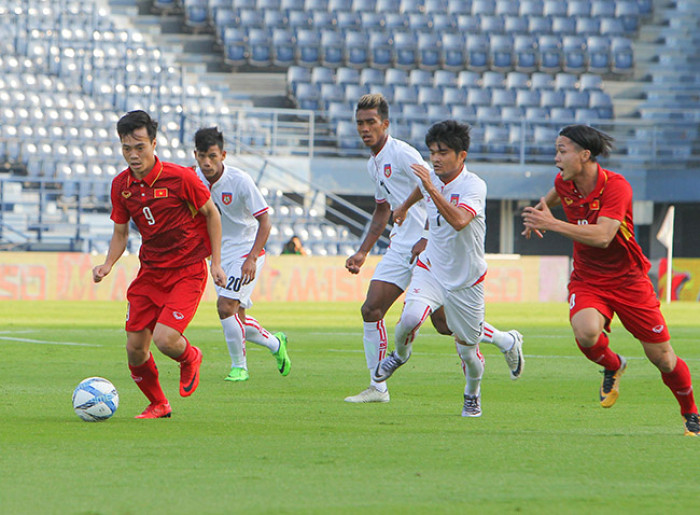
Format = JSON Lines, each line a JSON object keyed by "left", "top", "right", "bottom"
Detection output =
{"left": 135, "top": 402, "right": 172, "bottom": 419}
{"left": 180, "top": 346, "right": 203, "bottom": 397}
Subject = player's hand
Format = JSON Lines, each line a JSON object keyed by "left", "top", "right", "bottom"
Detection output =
{"left": 210, "top": 263, "right": 226, "bottom": 287}
{"left": 410, "top": 163, "right": 431, "bottom": 187}
{"left": 410, "top": 238, "right": 427, "bottom": 264}
{"left": 92, "top": 264, "right": 112, "bottom": 283}
{"left": 392, "top": 204, "right": 408, "bottom": 226}
{"left": 240, "top": 256, "right": 257, "bottom": 285}
{"left": 521, "top": 197, "right": 551, "bottom": 239}
{"left": 345, "top": 251, "right": 367, "bottom": 275}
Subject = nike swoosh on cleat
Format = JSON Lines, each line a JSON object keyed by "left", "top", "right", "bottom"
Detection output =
{"left": 183, "top": 372, "right": 197, "bottom": 393}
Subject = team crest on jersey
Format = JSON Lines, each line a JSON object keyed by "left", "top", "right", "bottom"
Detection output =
{"left": 590, "top": 199, "right": 600, "bottom": 210}
{"left": 222, "top": 192, "right": 233, "bottom": 205}
{"left": 154, "top": 188, "right": 168, "bottom": 198}
{"left": 121, "top": 191, "right": 132, "bottom": 199}
{"left": 653, "top": 324, "right": 665, "bottom": 333}
{"left": 173, "top": 311, "right": 185, "bottom": 320}
{"left": 450, "top": 193, "right": 460, "bottom": 205}
{"left": 383, "top": 164, "right": 392, "bottom": 178}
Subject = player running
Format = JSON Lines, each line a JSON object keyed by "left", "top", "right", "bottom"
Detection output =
{"left": 194, "top": 127, "right": 291, "bottom": 382}
{"left": 93, "top": 110, "right": 226, "bottom": 419}
{"left": 522, "top": 124, "right": 699, "bottom": 436}
{"left": 344, "top": 94, "right": 524, "bottom": 404}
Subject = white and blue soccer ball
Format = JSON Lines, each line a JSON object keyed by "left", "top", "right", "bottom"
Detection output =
{"left": 72, "top": 377, "right": 119, "bottom": 422}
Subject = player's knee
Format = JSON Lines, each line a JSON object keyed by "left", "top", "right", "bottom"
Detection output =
{"left": 573, "top": 328, "right": 599, "bottom": 347}
{"left": 361, "top": 301, "right": 384, "bottom": 322}
{"left": 217, "top": 298, "right": 239, "bottom": 319}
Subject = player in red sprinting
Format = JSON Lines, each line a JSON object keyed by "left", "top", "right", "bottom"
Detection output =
{"left": 93, "top": 110, "right": 226, "bottom": 419}
{"left": 522, "top": 124, "right": 699, "bottom": 436}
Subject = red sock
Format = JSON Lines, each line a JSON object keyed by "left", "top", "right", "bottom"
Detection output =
{"left": 129, "top": 353, "right": 167, "bottom": 405}
{"left": 175, "top": 336, "right": 194, "bottom": 363}
{"left": 661, "top": 358, "right": 698, "bottom": 415}
{"left": 576, "top": 333, "right": 621, "bottom": 371}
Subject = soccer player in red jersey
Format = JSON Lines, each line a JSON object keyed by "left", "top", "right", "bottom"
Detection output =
{"left": 92, "top": 110, "right": 226, "bottom": 419}
{"left": 522, "top": 124, "right": 699, "bottom": 436}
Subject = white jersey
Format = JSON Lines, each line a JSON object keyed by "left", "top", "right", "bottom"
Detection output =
{"left": 196, "top": 164, "right": 269, "bottom": 261}
{"left": 367, "top": 136, "right": 428, "bottom": 254}
{"left": 419, "top": 166, "right": 487, "bottom": 291}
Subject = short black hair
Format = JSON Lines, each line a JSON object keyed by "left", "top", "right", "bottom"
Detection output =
{"left": 194, "top": 127, "right": 225, "bottom": 152}
{"left": 559, "top": 125, "right": 614, "bottom": 161}
{"left": 425, "top": 120, "right": 471, "bottom": 153}
{"left": 117, "top": 110, "right": 158, "bottom": 141}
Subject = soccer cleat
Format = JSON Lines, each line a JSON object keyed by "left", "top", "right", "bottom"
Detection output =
{"left": 135, "top": 402, "right": 172, "bottom": 419}
{"left": 272, "top": 332, "right": 291, "bottom": 376}
{"left": 683, "top": 413, "right": 700, "bottom": 436}
{"left": 599, "top": 355, "right": 627, "bottom": 408}
{"left": 503, "top": 330, "right": 524, "bottom": 380}
{"left": 224, "top": 366, "right": 250, "bottom": 382}
{"left": 179, "top": 346, "right": 203, "bottom": 397}
{"left": 344, "top": 386, "right": 390, "bottom": 403}
{"left": 462, "top": 394, "right": 482, "bottom": 417}
{"left": 372, "top": 351, "right": 408, "bottom": 382}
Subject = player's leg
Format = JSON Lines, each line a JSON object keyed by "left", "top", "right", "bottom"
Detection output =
{"left": 127, "top": 328, "right": 171, "bottom": 418}
{"left": 242, "top": 310, "right": 291, "bottom": 376}
{"left": 445, "top": 283, "right": 485, "bottom": 417}
{"left": 216, "top": 297, "right": 249, "bottom": 381}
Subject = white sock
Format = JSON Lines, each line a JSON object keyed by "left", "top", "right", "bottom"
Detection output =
{"left": 480, "top": 321, "right": 515, "bottom": 352}
{"left": 221, "top": 314, "right": 247, "bottom": 369}
{"left": 394, "top": 300, "right": 432, "bottom": 362}
{"left": 456, "top": 341, "right": 484, "bottom": 397}
{"left": 364, "top": 320, "right": 388, "bottom": 388}
{"left": 244, "top": 316, "right": 280, "bottom": 352}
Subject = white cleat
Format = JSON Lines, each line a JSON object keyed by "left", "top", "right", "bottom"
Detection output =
{"left": 462, "top": 394, "right": 482, "bottom": 417}
{"left": 344, "top": 386, "right": 390, "bottom": 403}
{"left": 503, "top": 330, "right": 524, "bottom": 380}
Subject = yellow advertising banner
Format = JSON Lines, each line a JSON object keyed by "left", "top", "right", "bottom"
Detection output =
{"left": 0, "top": 253, "right": 569, "bottom": 302}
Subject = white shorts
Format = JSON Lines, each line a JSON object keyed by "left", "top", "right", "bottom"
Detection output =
{"left": 371, "top": 247, "right": 415, "bottom": 291}
{"left": 216, "top": 253, "right": 265, "bottom": 309}
{"left": 405, "top": 265, "right": 484, "bottom": 344}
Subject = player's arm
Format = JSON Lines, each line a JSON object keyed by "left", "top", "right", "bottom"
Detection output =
{"left": 410, "top": 163, "right": 474, "bottom": 231}
{"left": 522, "top": 197, "right": 621, "bottom": 248}
{"left": 92, "top": 222, "right": 129, "bottom": 283}
{"left": 240, "top": 211, "right": 271, "bottom": 285}
{"left": 345, "top": 200, "right": 391, "bottom": 274}
{"left": 521, "top": 188, "right": 561, "bottom": 239}
{"left": 392, "top": 186, "right": 423, "bottom": 227}
{"left": 199, "top": 198, "right": 226, "bottom": 287}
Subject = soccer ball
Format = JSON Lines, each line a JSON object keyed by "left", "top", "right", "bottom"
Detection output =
{"left": 72, "top": 377, "right": 119, "bottom": 422}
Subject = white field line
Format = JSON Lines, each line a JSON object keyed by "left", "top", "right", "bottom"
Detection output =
{"left": 0, "top": 335, "right": 102, "bottom": 347}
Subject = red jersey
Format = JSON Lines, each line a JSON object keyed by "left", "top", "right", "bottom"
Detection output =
{"left": 110, "top": 157, "right": 212, "bottom": 268}
{"left": 555, "top": 165, "right": 650, "bottom": 285}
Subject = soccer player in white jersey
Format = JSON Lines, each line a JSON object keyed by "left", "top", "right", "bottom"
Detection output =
{"left": 344, "top": 95, "right": 523, "bottom": 404}
{"left": 374, "top": 120, "right": 493, "bottom": 416}
{"left": 194, "top": 127, "right": 291, "bottom": 382}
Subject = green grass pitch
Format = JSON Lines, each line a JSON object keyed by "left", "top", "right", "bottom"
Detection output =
{"left": 1, "top": 300, "right": 699, "bottom": 514}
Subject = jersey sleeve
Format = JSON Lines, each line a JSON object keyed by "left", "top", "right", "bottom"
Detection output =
{"left": 397, "top": 142, "right": 429, "bottom": 187}
{"left": 598, "top": 176, "right": 632, "bottom": 223}
{"left": 180, "top": 166, "right": 211, "bottom": 210}
{"left": 459, "top": 177, "right": 486, "bottom": 218}
{"left": 242, "top": 174, "right": 269, "bottom": 217}
{"left": 109, "top": 176, "right": 130, "bottom": 224}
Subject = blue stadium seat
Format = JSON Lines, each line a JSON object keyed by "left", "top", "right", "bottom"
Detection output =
{"left": 427, "top": 104, "right": 451, "bottom": 121}
{"left": 575, "top": 17, "right": 601, "bottom": 37}
{"left": 321, "top": 84, "right": 346, "bottom": 109}
{"left": 501, "top": 106, "right": 524, "bottom": 121}
{"left": 311, "top": 66, "right": 335, "bottom": 85}
{"left": 183, "top": 0, "right": 209, "bottom": 31}
{"left": 516, "top": 89, "right": 541, "bottom": 108}
{"left": 538, "top": 35, "right": 562, "bottom": 73}
{"left": 600, "top": 18, "right": 626, "bottom": 37}
{"left": 564, "top": 90, "right": 590, "bottom": 109}
{"left": 551, "top": 17, "right": 576, "bottom": 36}
{"left": 575, "top": 108, "right": 601, "bottom": 122}
{"left": 418, "top": 86, "right": 443, "bottom": 105}
{"left": 433, "top": 70, "right": 457, "bottom": 88}
{"left": 353, "top": 0, "right": 378, "bottom": 10}
{"left": 525, "top": 106, "right": 550, "bottom": 120}
{"left": 311, "top": 11, "right": 336, "bottom": 30}
{"left": 519, "top": 0, "right": 544, "bottom": 16}
{"left": 272, "top": 28, "right": 296, "bottom": 67}
{"left": 490, "top": 34, "right": 514, "bottom": 71}
{"left": 514, "top": 35, "right": 538, "bottom": 72}
{"left": 528, "top": 16, "right": 552, "bottom": 35}
{"left": 482, "top": 71, "right": 505, "bottom": 88}
{"left": 586, "top": 35, "right": 611, "bottom": 74}
{"left": 393, "top": 32, "right": 419, "bottom": 70}
{"left": 457, "top": 70, "right": 481, "bottom": 88}
{"left": 369, "top": 31, "right": 393, "bottom": 69}
{"left": 305, "top": 0, "right": 329, "bottom": 10}
{"left": 373, "top": 84, "right": 395, "bottom": 104}
{"left": 451, "top": 104, "right": 476, "bottom": 122}
{"left": 589, "top": 90, "right": 613, "bottom": 119}
{"left": 616, "top": 1, "right": 641, "bottom": 33}
{"left": 504, "top": 16, "right": 529, "bottom": 34}
{"left": 447, "top": 0, "right": 472, "bottom": 15}
{"left": 263, "top": 9, "right": 287, "bottom": 29}
{"left": 480, "top": 15, "right": 505, "bottom": 34}
{"left": 329, "top": 0, "right": 353, "bottom": 11}
{"left": 321, "top": 30, "right": 344, "bottom": 68}
{"left": 484, "top": 124, "right": 511, "bottom": 154}
{"left": 239, "top": 9, "right": 264, "bottom": 29}
{"left": 466, "top": 34, "right": 489, "bottom": 71}
{"left": 431, "top": 13, "right": 457, "bottom": 32}
{"left": 295, "top": 82, "right": 321, "bottom": 110}
{"left": 409, "top": 122, "right": 430, "bottom": 148}
{"left": 540, "top": 89, "right": 565, "bottom": 108}
{"left": 579, "top": 73, "right": 602, "bottom": 91}
{"left": 287, "top": 10, "right": 312, "bottom": 30}
{"left": 376, "top": 0, "right": 401, "bottom": 12}
{"left": 345, "top": 31, "right": 370, "bottom": 69}
{"left": 531, "top": 72, "right": 554, "bottom": 90}
{"left": 344, "top": 83, "right": 370, "bottom": 103}
{"left": 336, "top": 67, "right": 360, "bottom": 85}
{"left": 491, "top": 88, "right": 516, "bottom": 107}
{"left": 336, "top": 120, "right": 363, "bottom": 149}
{"left": 394, "top": 85, "right": 419, "bottom": 106}
{"left": 457, "top": 15, "right": 480, "bottom": 33}
{"left": 425, "top": 0, "right": 449, "bottom": 13}
{"left": 550, "top": 107, "right": 576, "bottom": 121}
{"left": 360, "top": 12, "right": 384, "bottom": 30}
{"left": 281, "top": 0, "right": 305, "bottom": 9}
{"left": 611, "top": 37, "right": 633, "bottom": 73}
{"left": 402, "top": 104, "right": 428, "bottom": 122}
{"left": 400, "top": 0, "right": 424, "bottom": 14}
{"left": 590, "top": 1, "right": 615, "bottom": 19}
{"left": 568, "top": 0, "right": 591, "bottom": 17}
{"left": 295, "top": 29, "right": 322, "bottom": 68}
{"left": 259, "top": 0, "right": 282, "bottom": 8}
{"left": 385, "top": 68, "right": 409, "bottom": 87}
{"left": 223, "top": 28, "right": 247, "bottom": 67}
{"left": 336, "top": 12, "right": 362, "bottom": 31}
{"left": 408, "top": 13, "right": 431, "bottom": 32}
{"left": 384, "top": 13, "right": 409, "bottom": 31}
{"left": 543, "top": 0, "right": 567, "bottom": 17}
{"left": 247, "top": 28, "right": 272, "bottom": 67}
{"left": 472, "top": 0, "right": 496, "bottom": 16}
{"left": 562, "top": 36, "right": 587, "bottom": 74}
{"left": 555, "top": 72, "right": 578, "bottom": 91}
{"left": 467, "top": 88, "right": 492, "bottom": 107}
{"left": 496, "top": 0, "right": 519, "bottom": 16}
{"left": 360, "top": 67, "right": 385, "bottom": 86}
{"left": 532, "top": 124, "right": 558, "bottom": 154}
{"left": 506, "top": 71, "right": 529, "bottom": 89}
{"left": 441, "top": 33, "right": 467, "bottom": 71}
{"left": 442, "top": 87, "right": 468, "bottom": 107}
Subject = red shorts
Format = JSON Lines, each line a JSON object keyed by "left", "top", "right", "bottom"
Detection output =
{"left": 125, "top": 260, "right": 208, "bottom": 334}
{"left": 568, "top": 274, "right": 670, "bottom": 343}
